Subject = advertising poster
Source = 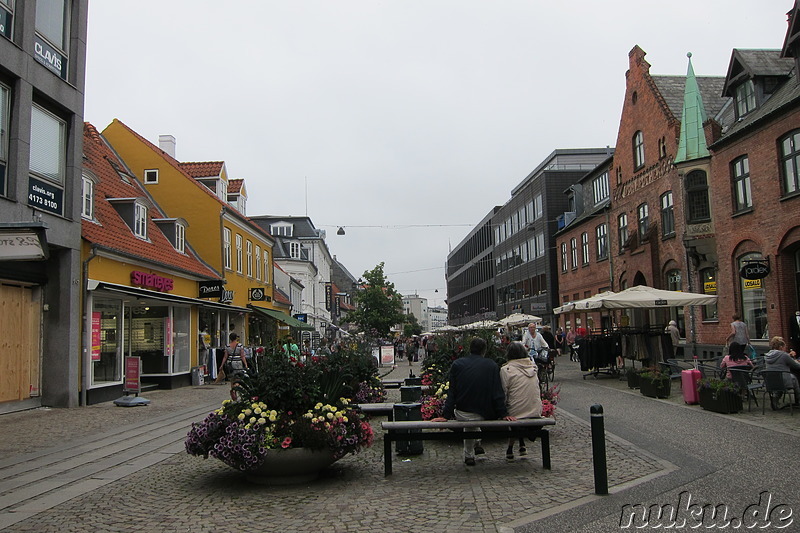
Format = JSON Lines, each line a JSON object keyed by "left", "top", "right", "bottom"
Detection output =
{"left": 164, "top": 317, "right": 173, "bottom": 356}
{"left": 124, "top": 356, "right": 141, "bottom": 393}
{"left": 91, "top": 312, "right": 101, "bottom": 361}
{"left": 380, "top": 345, "right": 395, "bottom": 365}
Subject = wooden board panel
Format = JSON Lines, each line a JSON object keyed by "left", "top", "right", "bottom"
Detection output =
{"left": 0, "top": 284, "right": 40, "bottom": 403}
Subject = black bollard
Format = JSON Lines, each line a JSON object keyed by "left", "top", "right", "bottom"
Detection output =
{"left": 590, "top": 404, "right": 608, "bottom": 495}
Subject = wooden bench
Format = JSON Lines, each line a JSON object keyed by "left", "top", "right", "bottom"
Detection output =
{"left": 355, "top": 402, "right": 396, "bottom": 421}
{"left": 380, "top": 418, "right": 556, "bottom": 476}
{"left": 382, "top": 379, "right": 404, "bottom": 389}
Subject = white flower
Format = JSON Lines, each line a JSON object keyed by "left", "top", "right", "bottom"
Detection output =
{"left": 257, "top": 418, "right": 267, "bottom": 425}
{"left": 237, "top": 413, "right": 245, "bottom": 421}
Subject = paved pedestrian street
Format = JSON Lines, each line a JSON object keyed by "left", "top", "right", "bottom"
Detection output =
{"left": 0, "top": 358, "right": 797, "bottom": 532}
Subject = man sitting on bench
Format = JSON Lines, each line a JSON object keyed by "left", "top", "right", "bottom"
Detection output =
{"left": 431, "top": 337, "right": 515, "bottom": 466}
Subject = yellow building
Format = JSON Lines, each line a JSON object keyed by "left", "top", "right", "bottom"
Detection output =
{"left": 101, "top": 120, "right": 282, "bottom": 348}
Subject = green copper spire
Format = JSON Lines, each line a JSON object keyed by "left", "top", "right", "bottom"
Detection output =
{"left": 675, "top": 52, "right": 710, "bottom": 163}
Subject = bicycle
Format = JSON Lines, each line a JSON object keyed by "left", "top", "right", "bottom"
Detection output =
{"left": 534, "top": 349, "right": 556, "bottom": 390}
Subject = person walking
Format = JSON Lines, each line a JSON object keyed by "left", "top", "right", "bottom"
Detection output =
{"left": 500, "top": 342, "right": 542, "bottom": 461}
{"left": 218, "top": 333, "right": 248, "bottom": 401}
{"left": 566, "top": 326, "right": 577, "bottom": 361}
{"left": 665, "top": 320, "right": 682, "bottom": 358}
{"left": 432, "top": 337, "right": 513, "bottom": 466}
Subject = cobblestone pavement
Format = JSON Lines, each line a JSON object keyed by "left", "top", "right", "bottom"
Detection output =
{"left": 2, "top": 356, "right": 795, "bottom": 532}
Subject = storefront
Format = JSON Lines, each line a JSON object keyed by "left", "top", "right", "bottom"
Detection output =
{"left": 84, "top": 280, "right": 249, "bottom": 404}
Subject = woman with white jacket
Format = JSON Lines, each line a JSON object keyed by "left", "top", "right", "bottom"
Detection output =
{"left": 500, "top": 342, "right": 543, "bottom": 460}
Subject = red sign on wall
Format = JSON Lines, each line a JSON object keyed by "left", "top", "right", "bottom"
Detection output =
{"left": 91, "top": 312, "right": 101, "bottom": 361}
{"left": 130, "top": 270, "right": 174, "bottom": 292}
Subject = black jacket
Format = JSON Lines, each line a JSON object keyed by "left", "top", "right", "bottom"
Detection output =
{"left": 442, "top": 353, "right": 507, "bottom": 420}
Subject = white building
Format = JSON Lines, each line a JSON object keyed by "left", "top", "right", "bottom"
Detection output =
{"left": 402, "top": 294, "right": 430, "bottom": 332}
{"left": 429, "top": 306, "right": 449, "bottom": 330}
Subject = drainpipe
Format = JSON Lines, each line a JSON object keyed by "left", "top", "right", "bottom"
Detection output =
{"left": 81, "top": 244, "right": 98, "bottom": 407}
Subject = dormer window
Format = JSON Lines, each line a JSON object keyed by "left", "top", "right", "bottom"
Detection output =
{"left": 81, "top": 172, "right": 95, "bottom": 220}
{"left": 271, "top": 224, "right": 293, "bottom": 237}
{"left": 175, "top": 223, "right": 185, "bottom": 253}
{"left": 592, "top": 172, "right": 609, "bottom": 205}
{"left": 134, "top": 202, "right": 147, "bottom": 239}
{"left": 290, "top": 241, "right": 301, "bottom": 259}
{"left": 735, "top": 80, "right": 756, "bottom": 118}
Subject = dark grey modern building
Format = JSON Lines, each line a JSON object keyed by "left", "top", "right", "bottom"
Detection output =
{"left": 0, "top": 0, "right": 88, "bottom": 411}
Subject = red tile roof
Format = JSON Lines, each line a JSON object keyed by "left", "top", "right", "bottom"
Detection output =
{"left": 82, "top": 122, "right": 221, "bottom": 281}
{"left": 273, "top": 288, "right": 291, "bottom": 306}
{"left": 228, "top": 178, "right": 244, "bottom": 194}
{"left": 179, "top": 161, "right": 224, "bottom": 179}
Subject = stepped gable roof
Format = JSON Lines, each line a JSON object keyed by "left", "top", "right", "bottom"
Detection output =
{"left": 179, "top": 161, "right": 224, "bottom": 178}
{"left": 228, "top": 178, "right": 244, "bottom": 194}
{"left": 723, "top": 49, "right": 793, "bottom": 96}
{"left": 651, "top": 75, "right": 729, "bottom": 121}
{"left": 82, "top": 123, "right": 220, "bottom": 280}
{"left": 107, "top": 119, "right": 273, "bottom": 243}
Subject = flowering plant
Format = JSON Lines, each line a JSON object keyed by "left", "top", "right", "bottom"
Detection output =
{"left": 185, "top": 345, "right": 377, "bottom": 472}
{"left": 354, "top": 377, "right": 386, "bottom": 404}
{"left": 420, "top": 378, "right": 449, "bottom": 420}
{"left": 697, "top": 378, "right": 740, "bottom": 395}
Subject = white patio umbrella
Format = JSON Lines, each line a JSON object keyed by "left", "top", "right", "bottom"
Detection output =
{"left": 459, "top": 320, "right": 502, "bottom": 330}
{"left": 433, "top": 325, "right": 459, "bottom": 333}
{"left": 577, "top": 286, "right": 716, "bottom": 310}
{"left": 498, "top": 313, "right": 543, "bottom": 327}
{"left": 553, "top": 291, "right": 616, "bottom": 315}
{"left": 552, "top": 302, "right": 575, "bottom": 315}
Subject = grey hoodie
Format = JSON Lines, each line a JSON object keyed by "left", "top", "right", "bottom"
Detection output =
{"left": 764, "top": 349, "right": 800, "bottom": 373}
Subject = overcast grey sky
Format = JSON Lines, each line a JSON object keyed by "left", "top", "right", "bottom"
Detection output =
{"left": 84, "top": 1, "right": 789, "bottom": 310}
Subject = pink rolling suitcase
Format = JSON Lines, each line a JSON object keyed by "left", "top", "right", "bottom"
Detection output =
{"left": 681, "top": 369, "right": 701, "bottom": 404}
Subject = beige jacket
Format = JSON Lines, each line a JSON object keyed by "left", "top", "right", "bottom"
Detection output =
{"left": 500, "top": 358, "right": 542, "bottom": 419}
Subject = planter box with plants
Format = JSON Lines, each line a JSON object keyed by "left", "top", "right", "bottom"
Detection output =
{"left": 639, "top": 367, "right": 671, "bottom": 398}
{"left": 626, "top": 367, "right": 641, "bottom": 389}
{"left": 697, "top": 379, "right": 743, "bottom": 414}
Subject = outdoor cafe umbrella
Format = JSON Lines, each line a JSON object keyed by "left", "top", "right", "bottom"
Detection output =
{"left": 498, "top": 313, "right": 542, "bottom": 327}
{"left": 433, "top": 325, "right": 459, "bottom": 333}
{"left": 459, "top": 320, "right": 502, "bottom": 330}
{"left": 553, "top": 291, "right": 616, "bottom": 315}
{"left": 575, "top": 285, "right": 716, "bottom": 310}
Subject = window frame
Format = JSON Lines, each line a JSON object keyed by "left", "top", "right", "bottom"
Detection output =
{"left": 618, "top": 213, "right": 628, "bottom": 252}
{"left": 290, "top": 241, "right": 301, "bottom": 259}
{"left": 660, "top": 191, "right": 675, "bottom": 237}
{"left": 780, "top": 130, "right": 800, "bottom": 196}
{"left": 570, "top": 237, "right": 578, "bottom": 270}
{"left": 633, "top": 131, "right": 645, "bottom": 170}
{"left": 561, "top": 242, "right": 568, "bottom": 273}
{"left": 686, "top": 170, "right": 711, "bottom": 223}
{"left": 731, "top": 155, "right": 752, "bottom": 212}
{"left": 175, "top": 222, "right": 185, "bottom": 253}
{"left": 592, "top": 172, "right": 609, "bottom": 205}
{"left": 263, "top": 250, "right": 270, "bottom": 284}
{"left": 223, "top": 228, "right": 232, "bottom": 270}
{"left": 637, "top": 203, "right": 649, "bottom": 239}
{"left": 246, "top": 240, "right": 253, "bottom": 277}
{"left": 29, "top": 103, "right": 66, "bottom": 185}
{"left": 134, "top": 202, "right": 147, "bottom": 239}
{"left": 735, "top": 80, "right": 756, "bottom": 118}
{"left": 81, "top": 174, "right": 93, "bottom": 220}
{"left": 595, "top": 223, "right": 608, "bottom": 260}
{"left": 534, "top": 194, "right": 543, "bottom": 220}
{"left": 581, "top": 232, "right": 589, "bottom": 265}
{"left": 235, "top": 234, "right": 243, "bottom": 274}
{"left": 255, "top": 245, "right": 261, "bottom": 280}
{"left": 0, "top": 83, "right": 8, "bottom": 183}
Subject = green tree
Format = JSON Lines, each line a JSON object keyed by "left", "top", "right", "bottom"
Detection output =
{"left": 403, "top": 313, "right": 423, "bottom": 337}
{"left": 345, "top": 262, "right": 405, "bottom": 336}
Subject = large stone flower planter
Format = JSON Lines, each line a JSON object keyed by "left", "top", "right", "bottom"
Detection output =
{"left": 243, "top": 448, "right": 338, "bottom": 485}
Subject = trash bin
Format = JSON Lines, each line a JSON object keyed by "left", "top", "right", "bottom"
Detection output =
{"left": 393, "top": 402, "right": 423, "bottom": 455}
{"left": 405, "top": 377, "right": 423, "bottom": 386}
{"left": 400, "top": 385, "right": 422, "bottom": 403}
{"left": 191, "top": 366, "right": 204, "bottom": 386}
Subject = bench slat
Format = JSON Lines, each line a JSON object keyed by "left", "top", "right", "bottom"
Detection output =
{"left": 382, "top": 419, "right": 555, "bottom": 431}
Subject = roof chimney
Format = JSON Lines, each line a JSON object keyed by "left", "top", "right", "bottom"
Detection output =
{"left": 158, "top": 135, "right": 176, "bottom": 158}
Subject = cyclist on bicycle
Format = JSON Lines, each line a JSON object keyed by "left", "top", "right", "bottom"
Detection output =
{"left": 522, "top": 323, "right": 549, "bottom": 362}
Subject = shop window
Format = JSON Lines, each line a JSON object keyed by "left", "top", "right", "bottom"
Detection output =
{"left": 739, "top": 252, "right": 768, "bottom": 340}
{"left": 255, "top": 245, "right": 261, "bottom": 280}
{"left": 780, "top": 130, "right": 800, "bottom": 196}
{"left": 92, "top": 299, "right": 123, "bottom": 385}
{"left": 30, "top": 104, "right": 66, "bottom": 185}
{"left": 172, "top": 306, "right": 190, "bottom": 373}
{"left": 618, "top": 213, "right": 628, "bottom": 252}
{"left": 235, "top": 234, "right": 243, "bottom": 274}
{"left": 660, "top": 191, "right": 675, "bottom": 237}
{"left": 700, "top": 268, "right": 718, "bottom": 321}
{"left": 633, "top": 131, "right": 645, "bottom": 170}
{"left": 595, "top": 223, "right": 608, "bottom": 260}
{"left": 732, "top": 156, "right": 752, "bottom": 212}
{"left": 686, "top": 170, "right": 711, "bottom": 223}
{"left": 134, "top": 202, "right": 147, "bottom": 239}
{"left": 144, "top": 169, "right": 158, "bottom": 184}
{"left": 224, "top": 228, "right": 231, "bottom": 270}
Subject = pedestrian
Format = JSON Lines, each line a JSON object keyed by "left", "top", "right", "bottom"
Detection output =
{"left": 727, "top": 313, "right": 754, "bottom": 359}
{"left": 432, "top": 337, "right": 514, "bottom": 466}
{"left": 540, "top": 326, "right": 556, "bottom": 355}
{"left": 282, "top": 337, "right": 300, "bottom": 358}
{"left": 566, "top": 326, "right": 576, "bottom": 361}
{"left": 665, "top": 320, "right": 682, "bottom": 358}
{"left": 395, "top": 337, "right": 406, "bottom": 364}
{"left": 554, "top": 327, "right": 565, "bottom": 357}
{"left": 218, "top": 333, "right": 248, "bottom": 401}
{"left": 500, "top": 342, "right": 542, "bottom": 461}
{"left": 522, "top": 323, "right": 548, "bottom": 360}
{"left": 765, "top": 336, "right": 800, "bottom": 408}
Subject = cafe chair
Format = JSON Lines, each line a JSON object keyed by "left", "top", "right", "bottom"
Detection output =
{"left": 761, "top": 371, "right": 797, "bottom": 415}
{"left": 728, "top": 367, "right": 762, "bottom": 412}
{"left": 697, "top": 363, "right": 723, "bottom": 380}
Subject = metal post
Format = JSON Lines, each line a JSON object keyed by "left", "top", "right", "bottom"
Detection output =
{"left": 590, "top": 404, "right": 608, "bottom": 495}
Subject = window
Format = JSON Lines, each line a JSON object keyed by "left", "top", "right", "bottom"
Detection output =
{"left": 144, "top": 169, "right": 158, "bottom": 184}
{"left": 561, "top": 242, "right": 568, "bottom": 272}
{"left": 223, "top": 228, "right": 231, "bottom": 270}
{"left": 290, "top": 241, "right": 301, "bottom": 259}
{"left": 735, "top": 80, "right": 756, "bottom": 118}
{"left": 595, "top": 224, "right": 608, "bottom": 260}
{"left": 581, "top": 232, "right": 589, "bottom": 265}
{"left": 665, "top": 269, "right": 684, "bottom": 333}
{"left": 592, "top": 172, "right": 609, "bottom": 204}
{"left": 731, "top": 156, "right": 752, "bottom": 211}
{"left": 534, "top": 194, "right": 543, "bottom": 220}
{"left": 263, "top": 250, "right": 270, "bottom": 283}
{"left": 660, "top": 191, "right": 675, "bottom": 237}
{"left": 637, "top": 203, "right": 649, "bottom": 239}
{"left": 80, "top": 175, "right": 93, "bottom": 219}
{"left": 30, "top": 104, "right": 66, "bottom": 184}
{"left": 235, "top": 234, "right": 243, "bottom": 273}
{"left": 246, "top": 241, "right": 253, "bottom": 277}
{"left": 525, "top": 201, "right": 533, "bottom": 225}
{"left": 0, "top": 1, "right": 12, "bottom": 40}
{"left": 570, "top": 238, "right": 578, "bottom": 269}
{"left": 618, "top": 213, "right": 628, "bottom": 251}
{"left": 738, "top": 252, "right": 768, "bottom": 340}
{"left": 700, "top": 268, "right": 718, "bottom": 321}
{"left": 134, "top": 203, "right": 147, "bottom": 239}
{"left": 0, "top": 83, "right": 7, "bottom": 193}
{"left": 270, "top": 224, "right": 293, "bottom": 237}
{"left": 686, "top": 170, "right": 711, "bottom": 223}
{"left": 175, "top": 223, "right": 185, "bottom": 253}
{"left": 780, "top": 130, "right": 800, "bottom": 195}
{"left": 255, "top": 245, "right": 261, "bottom": 280}
{"left": 34, "top": 0, "right": 68, "bottom": 78}
{"left": 633, "top": 131, "right": 645, "bottom": 170}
